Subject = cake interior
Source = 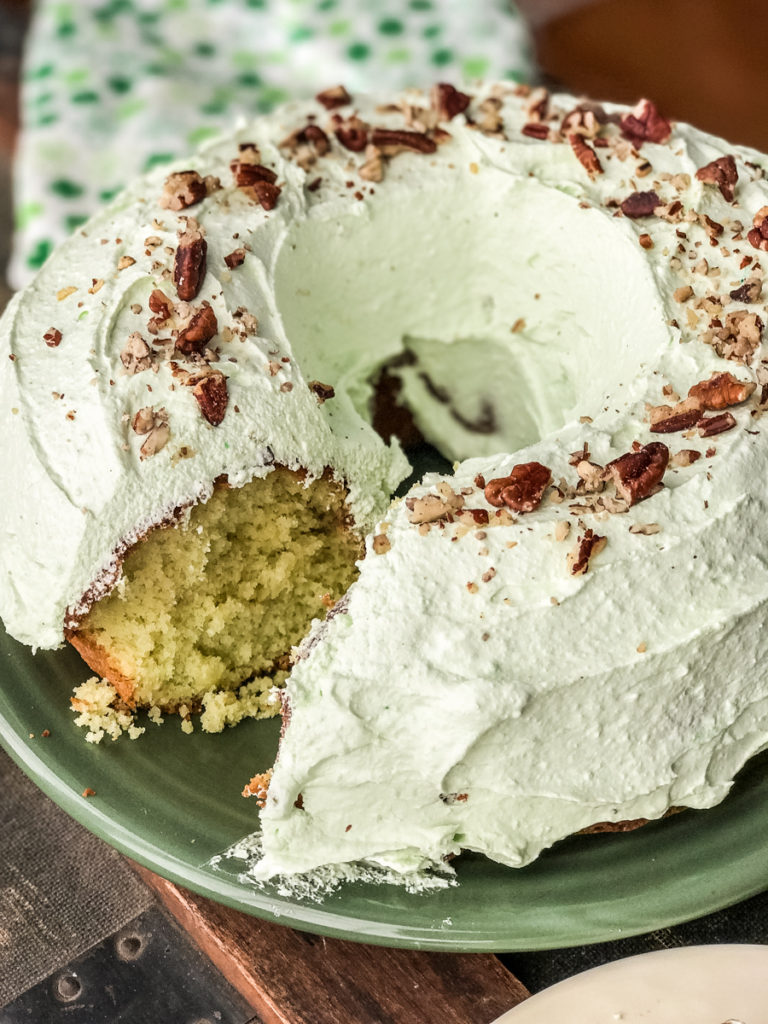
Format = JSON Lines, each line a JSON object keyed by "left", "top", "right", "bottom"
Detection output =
{"left": 69, "top": 467, "right": 362, "bottom": 731}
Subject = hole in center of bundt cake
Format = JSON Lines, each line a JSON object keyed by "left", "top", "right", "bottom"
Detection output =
{"left": 68, "top": 468, "right": 362, "bottom": 731}
{"left": 275, "top": 174, "right": 670, "bottom": 464}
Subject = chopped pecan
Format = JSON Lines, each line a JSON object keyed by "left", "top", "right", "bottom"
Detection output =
{"left": 120, "top": 332, "right": 152, "bottom": 374}
{"left": 649, "top": 408, "right": 702, "bottom": 433}
{"left": 729, "top": 276, "right": 762, "bottom": 303}
{"left": 224, "top": 248, "right": 246, "bottom": 269}
{"left": 568, "top": 134, "right": 602, "bottom": 177}
{"left": 521, "top": 122, "right": 549, "bottom": 140}
{"left": 619, "top": 98, "right": 672, "bottom": 146}
{"left": 372, "top": 533, "right": 391, "bottom": 555}
{"left": 43, "top": 327, "right": 62, "bottom": 348}
{"left": 476, "top": 97, "right": 504, "bottom": 135}
{"left": 148, "top": 288, "right": 173, "bottom": 319}
{"left": 747, "top": 207, "right": 768, "bottom": 252}
{"left": 174, "top": 220, "right": 207, "bottom": 302}
{"left": 176, "top": 302, "right": 218, "bottom": 356}
{"left": 620, "top": 190, "right": 660, "bottom": 218}
{"left": 695, "top": 154, "right": 738, "bottom": 202}
{"left": 568, "top": 528, "right": 607, "bottom": 576}
{"left": 135, "top": 406, "right": 170, "bottom": 459}
{"left": 669, "top": 449, "right": 701, "bottom": 468}
{"left": 250, "top": 180, "right": 281, "bottom": 210}
{"left": 308, "top": 380, "right": 335, "bottom": 403}
{"left": 231, "top": 160, "right": 278, "bottom": 188}
{"left": 369, "top": 128, "right": 437, "bottom": 155}
{"left": 697, "top": 411, "right": 736, "bottom": 437}
{"left": 359, "top": 144, "right": 384, "bottom": 182}
{"left": 704, "top": 310, "right": 763, "bottom": 364}
{"left": 159, "top": 170, "right": 207, "bottom": 211}
{"left": 484, "top": 462, "right": 551, "bottom": 513}
{"left": 525, "top": 86, "right": 549, "bottom": 123}
{"left": 405, "top": 488, "right": 464, "bottom": 525}
{"left": 315, "top": 85, "right": 352, "bottom": 110}
{"left": 688, "top": 371, "right": 755, "bottom": 409}
{"left": 606, "top": 441, "right": 669, "bottom": 506}
{"left": 331, "top": 113, "right": 370, "bottom": 152}
{"left": 430, "top": 83, "right": 471, "bottom": 121}
{"left": 560, "top": 104, "right": 603, "bottom": 138}
{"left": 193, "top": 372, "right": 228, "bottom": 426}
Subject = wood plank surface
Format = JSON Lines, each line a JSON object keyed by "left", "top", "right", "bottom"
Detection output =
{"left": 134, "top": 865, "right": 529, "bottom": 1024}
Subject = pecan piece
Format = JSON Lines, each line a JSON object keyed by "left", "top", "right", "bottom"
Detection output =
{"left": 688, "top": 371, "right": 755, "bottom": 410}
{"left": 521, "top": 122, "right": 549, "bottom": 140}
{"left": 251, "top": 180, "right": 281, "bottom": 210}
{"left": 174, "top": 220, "right": 207, "bottom": 302}
{"left": 430, "top": 83, "right": 471, "bottom": 121}
{"left": 620, "top": 190, "right": 660, "bottom": 218}
{"left": 704, "top": 310, "right": 763, "bottom": 364}
{"left": 230, "top": 160, "right": 278, "bottom": 188}
{"left": 729, "top": 276, "right": 762, "bottom": 303}
{"left": 308, "top": 380, "right": 335, "bottom": 404}
{"left": 159, "top": 170, "right": 207, "bottom": 211}
{"left": 315, "top": 85, "right": 352, "bottom": 110}
{"left": 120, "top": 332, "right": 152, "bottom": 374}
{"left": 560, "top": 103, "right": 604, "bottom": 138}
{"left": 43, "top": 327, "right": 62, "bottom": 348}
{"left": 747, "top": 206, "right": 768, "bottom": 252}
{"left": 225, "top": 248, "right": 246, "bottom": 269}
{"left": 194, "top": 372, "right": 228, "bottom": 426}
{"left": 695, "top": 154, "right": 738, "bottom": 202}
{"left": 619, "top": 98, "right": 672, "bottom": 145}
{"left": 606, "top": 441, "right": 669, "bottom": 506}
{"left": 370, "top": 128, "right": 437, "bottom": 155}
{"left": 484, "top": 462, "right": 551, "bottom": 513}
{"left": 650, "top": 408, "right": 702, "bottom": 433}
{"left": 568, "top": 133, "right": 602, "bottom": 177}
{"left": 331, "top": 114, "right": 369, "bottom": 152}
{"left": 133, "top": 406, "right": 170, "bottom": 459}
{"left": 176, "top": 302, "right": 218, "bottom": 356}
{"left": 148, "top": 288, "right": 173, "bottom": 319}
{"left": 568, "top": 528, "right": 607, "bottom": 576}
{"left": 697, "top": 412, "right": 736, "bottom": 437}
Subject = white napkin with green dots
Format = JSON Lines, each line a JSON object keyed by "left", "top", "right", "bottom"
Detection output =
{"left": 10, "top": 0, "right": 533, "bottom": 289}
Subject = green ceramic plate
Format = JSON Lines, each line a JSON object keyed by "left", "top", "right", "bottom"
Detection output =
{"left": 1, "top": 624, "right": 767, "bottom": 952}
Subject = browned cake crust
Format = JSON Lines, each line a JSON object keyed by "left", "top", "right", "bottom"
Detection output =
{"left": 66, "top": 629, "right": 137, "bottom": 705}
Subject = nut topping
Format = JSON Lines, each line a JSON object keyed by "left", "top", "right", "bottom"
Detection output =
{"left": 568, "top": 134, "right": 602, "bottom": 177}
{"left": 369, "top": 128, "right": 437, "bottom": 155}
{"left": 649, "top": 408, "right": 702, "bottom": 433}
{"left": 695, "top": 155, "right": 738, "bottom": 202}
{"left": 159, "top": 170, "right": 207, "bottom": 211}
{"left": 729, "top": 276, "right": 763, "bottom": 303}
{"left": 619, "top": 98, "right": 672, "bottom": 146}
{"left": 308, "top": 380, "right": 335, "bottom": 404}
{"left": 224, "top": 248, "right": 246, "bottom": 269}
{"left": 620, "top": 190, "right": 660, "bottom": 218}
{"left": 331, "top": 113, "right": 370, "bottom": 152}
{"left": 606, "top": 441, "right": 669, "bottom": 506}
{"left": 430, "top": 83, "right": 471, "bottom": 121}
{"left": 120, "top": 332, "right": 152, "bottom": 374}
{"left": 521, "top": 122, "right": 549, "bottom": 140}
{"left": 230, "top": 160, "right": 278, "bottom": 188}
{"left": 174, "top": 219, "right": 207, "bottom": 302}
{"left": 315, "top": 85, "right": 352, "bottom": 110}
{"left": 43, "top": 327, "right": 62, "bottom": 348}
{"left": 688, "top": 371, "right": 756, "bottom": 409}
{"left": 193, "top": 372, "right": 228, "bottom": 426}
{"left": 697, "top": 411, "right": 737, "bottom": 437}
{"left": 132, "top": 406, "right": 170, "bottom": 459}
{"left": 567, "top": 528, "right": 607, "bottom": 576}
{"left": 748, "top": 207, "right": 768, "bottom": 252}
{"left": 176, "top": 302, "right": 218, "bottom": 356}
{"left": 406, "top": 488, "right": 464, "bottom": 525}
{"left": 704, "top": 309, "right": 763, "bottom": 364}
{"left": 484, "top": 462, "right": 551, "bottom": 513}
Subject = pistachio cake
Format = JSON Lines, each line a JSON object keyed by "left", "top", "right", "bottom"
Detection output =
{"left": 2, "top": 83, "right": 768, "bottom": 878}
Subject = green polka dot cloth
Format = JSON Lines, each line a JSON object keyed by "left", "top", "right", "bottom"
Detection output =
{"left": 10, "top": 0, "right": 533, "bottom": 288}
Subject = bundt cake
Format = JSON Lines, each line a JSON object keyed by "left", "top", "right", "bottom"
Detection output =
{"left": 2, "top": 82, "right": 768, "bottom": 880}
